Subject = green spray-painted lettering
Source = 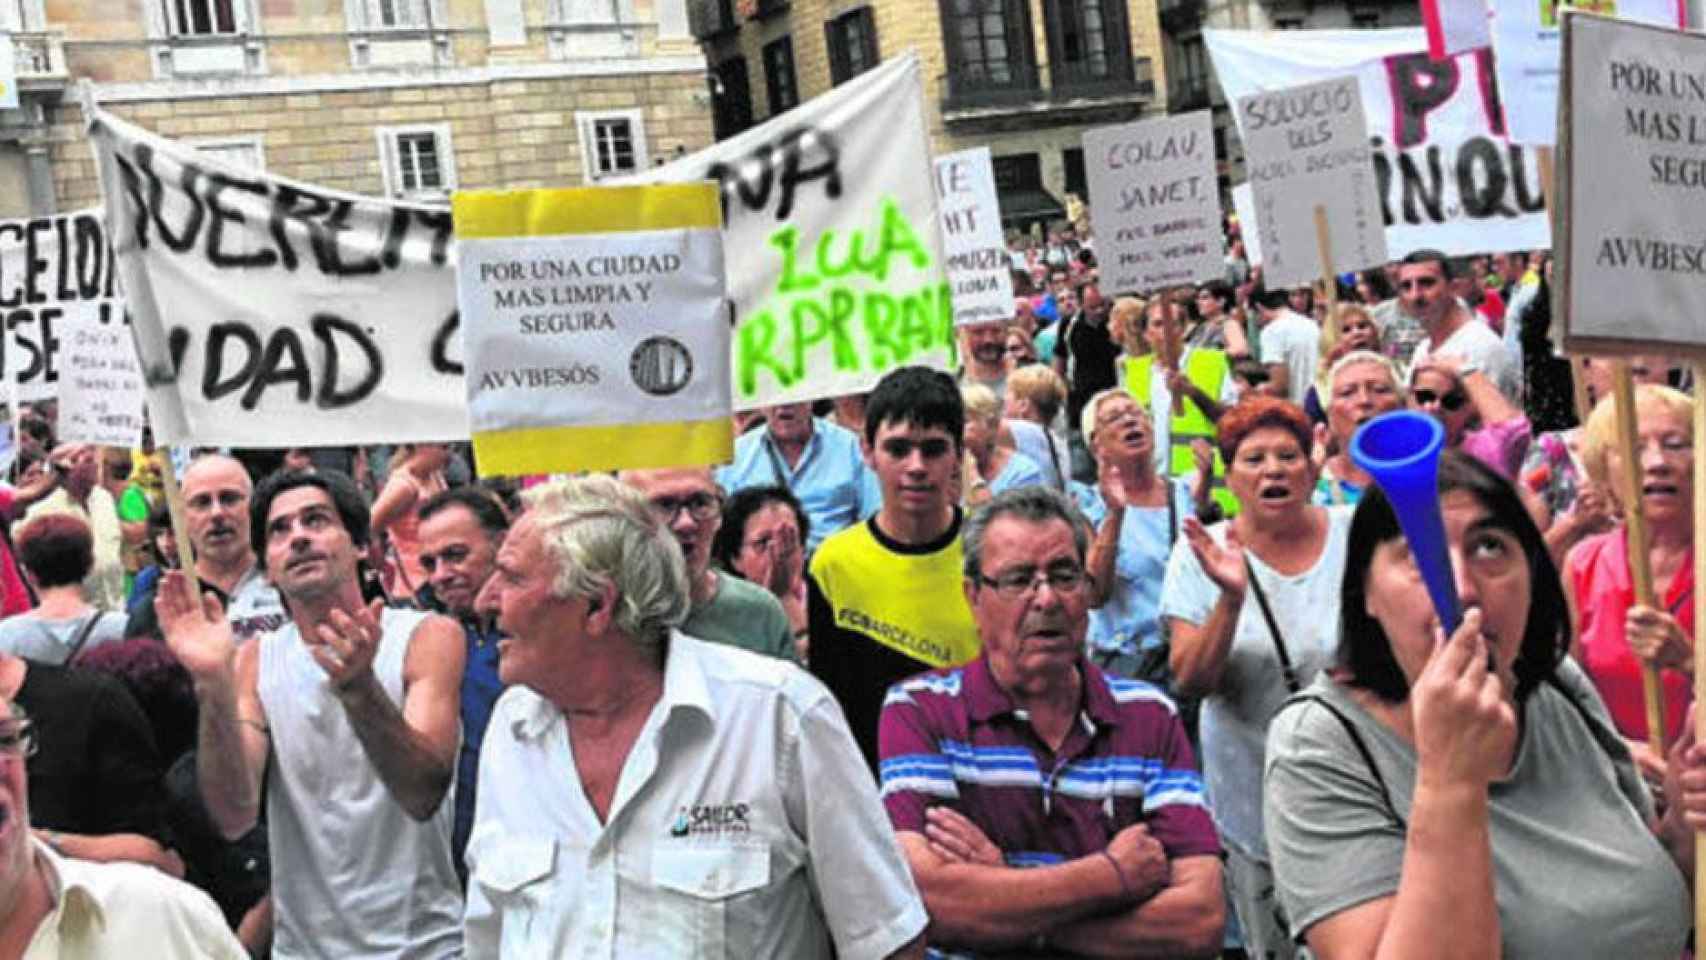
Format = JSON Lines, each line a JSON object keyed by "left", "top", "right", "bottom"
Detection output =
{"left": 739, "top": 197, "right": 950, "bottom": 399}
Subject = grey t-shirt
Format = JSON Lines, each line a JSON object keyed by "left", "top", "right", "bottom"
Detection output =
{"left": 1264, "top": 661, "right": 1690, "bottom": 958}
{"left": 683, "top": 571, "right": 798, "bottom": 663}
{"left": 0, "top": 610, "right": 127, "bottom": 665}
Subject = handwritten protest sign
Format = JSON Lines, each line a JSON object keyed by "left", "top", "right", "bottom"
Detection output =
{"left": 0, "top": 209, "right": 119, "bottom": 403}
{"left": 1492, "top": 0, "right": 1681, "bottom": 145}
{"left": 88, "top": 107, "right": 463, "bottom": 446}
{"left": 1558, "top": 13, "right": 1706, "bottom": 354}
{"left": 933, "top": 147, "right": 1014, "bottom": 326}
{"left": 1084, "top": 111, "right": 1224, "bottom": 295}
{"left": 1237, "top": 76, "right": 1386, "bottom": 289}
{"left": 623, "top": 54, "right": 949, "bottom": 410}
{"left": 1231, "top": 184, "right": 1264, "bottom": 267}
{"left": 1207, "top": 27, "right": 1549, "bottom": 257}
{"left": 453, "top": 183, "right": 731, "bottom": 475}
{"left": 57, "top": 314, "right": 145, "bottom": 448}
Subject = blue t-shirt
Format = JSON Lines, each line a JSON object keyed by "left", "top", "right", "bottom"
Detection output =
{"left": 453, "top": 615, "right": 505, "bottom": 881}
{"left": 1073, "top": 480, "right": 1194, "bottom": 656}
{"left": 715, "top": 419, "right": 882, "bottom": 554}
{"left": 990, "top": 450, "right": 1047, "bottom": 495}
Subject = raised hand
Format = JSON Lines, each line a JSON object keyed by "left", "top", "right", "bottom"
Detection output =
{"left": 1411, "top": 609, "right": 1518, "bottom": 792}
{"left": 1104, "top": 822, "right": 1169, "bottom": 903}
{"left": 311, "top": 598, "right": 385, "bottom": 693}
{"left": 1183, "top": 515, "right": 1246, "bottom": 596}
{"left": 1097, "top": 459, "right": 1129, "bottom": 512}
{"left": 923, "top": 805, "right": 1002, "bottom": 866}
{"left": 1627, "top": 604, "right": 1693, "bottom": 673}
{"left": 1570, "top": 482, "right": 1618, "bottom": 537}
{"left": 155, "top": 570, "right": 236, "bottom": 682}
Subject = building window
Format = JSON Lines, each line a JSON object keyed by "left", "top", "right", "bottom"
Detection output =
{"left": 939, "top": 0, "right": 1034, "bottom": 86}
{"left": 577, "top": 109, "right": 650, "bottom": 180}
{"left": 1274, "top": 16, "right": 1304, "bottom": 28}
{"left": 992, "top": 153, "right": 1042, "bottom": 193}
{"left": 826, "top": 7, "right": 879, "bottom": 86}
{"left": 363, "top": 0, "right": 431, "bottom": 27}
{"left": 163, "top": 0, "right": 238, "bottom": 35}
{"left": 377, "top": 124, "right": 456, "bottom": 200}
{"left": 712, "top": 56, "right": 755, "bottom": 140}
{"left": 1351, "top": 11, "right": 1379, "bottom": 27}
{"left": 1063, "top": 147, "right": 1086, "bottom": 199}
{"left": 193, "top": 137, "right": 266, "bottom": 171}
{"left": 762, "top": 36, "right": 798, "bottom": 115}
{"left": 1045, "top": 0, "right": 1124, "bottom": 81}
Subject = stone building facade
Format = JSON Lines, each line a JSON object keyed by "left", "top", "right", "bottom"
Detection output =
{"left": 689, "top": 0, "right": 1166, "bottom": 230}
{"left": 2, "top": 0, "right": 716, "bottom": 217}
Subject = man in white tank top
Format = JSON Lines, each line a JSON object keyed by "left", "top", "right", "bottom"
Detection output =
{"left": 158, "top": 470, "right": 467, "bottom": 959}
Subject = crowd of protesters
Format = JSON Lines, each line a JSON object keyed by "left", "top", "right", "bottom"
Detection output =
{"left": 0, "top": 209, "right": 1701, "bottom": 959}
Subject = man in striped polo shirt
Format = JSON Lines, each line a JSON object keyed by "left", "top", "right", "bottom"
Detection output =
{"left": 877, "top": 486, "right": 1223, "bottom": 958}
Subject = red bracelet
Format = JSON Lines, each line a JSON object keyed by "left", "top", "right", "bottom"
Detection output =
{"left": 1101, "top": 849, "right": 1134, "bottom": 899}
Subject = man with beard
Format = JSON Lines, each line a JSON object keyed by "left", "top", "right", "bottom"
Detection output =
{"left": 158, "top": 470, "right": 465, "bottom": 959}
{"left": 877, "top": 487, "right": 1223, "bottom": 957}
{"left": 126, "top": 455, "right": 287, "bottom": 645}
{"left": 623, "top": 468, "right": 796, "bottom": 662}
{"left": 716, "top": 403, "right": 882, "bottom": 555}
{"left": 0, "top": 698, "right": 246, "bottom": 957}
{"left": 958, "top": 320, "right": 1011, "bottom": 403}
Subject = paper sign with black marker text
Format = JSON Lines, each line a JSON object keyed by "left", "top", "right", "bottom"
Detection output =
{"left": 1084, "top": 111, "right": 1224, "bottom": 295}
{"left": 57, "top": 314, "right": 146, "bottom": 448}
{"left": 0, "top": 209, "right": 119, "bottom": 403}
{"left": 933, "top": 147, "right": 1014, "bottom": 326}
{"left": 1560, "top": 13, "right": 1706, "bottom": 352}
{"left": 1238, "top": 76, "right": 1387, "bottom": 289}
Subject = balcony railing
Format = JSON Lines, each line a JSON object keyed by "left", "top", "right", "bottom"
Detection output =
{"left": 941, "top": 56, "right": 1154, "bottom": 117}
{"left": 9, "top": 31, "right": 67, "bottom": 81}
{"left": 689, "top": 0, "right": 738, "bottom": 39}
{"left": 1169, "top": 74, "right": 1210, "bottom": 112}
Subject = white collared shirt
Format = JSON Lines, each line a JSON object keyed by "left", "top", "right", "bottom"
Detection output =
{"left": 464, "top": 631, "right": 926, "bottom": 960}
{"left": 24, "top": 838, "right": 247, "bottom": 959}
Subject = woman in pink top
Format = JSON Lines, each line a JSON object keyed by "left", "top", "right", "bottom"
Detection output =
{"left": 1409, "top": 354, "right": 1531, "bottom": 480}
{"left": 1565, "top": 384, "right": 1695, "bottom": 799}
{"left": 369, "top": 443, "right": 450, "bottom": 602}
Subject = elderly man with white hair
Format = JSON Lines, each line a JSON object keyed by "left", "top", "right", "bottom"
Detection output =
{"left": 464, "top": 475, "right": 927, "bottom": 959}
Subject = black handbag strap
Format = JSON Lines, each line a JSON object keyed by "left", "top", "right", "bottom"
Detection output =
{"left": 63, "top": 611, "right": 104, "bottom": 664}
{"left": 1245, "top": 555, "right": 1302, "bottom": 694}
{"left": 762, "top": 434, "right": 791, "bottom": 487}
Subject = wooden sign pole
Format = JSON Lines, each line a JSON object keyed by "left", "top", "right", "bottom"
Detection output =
{"left": 1313, "top": 204, "right": 1338, "bottom": 353}
{"left": 1610, "top": 361, "right": 1667, "bottom": 756}
{"left": 1693, "top": 361, "right": 1706, "bottom": 938}
{"left": 158, "top": 451, "right": 197, "bottom": 577}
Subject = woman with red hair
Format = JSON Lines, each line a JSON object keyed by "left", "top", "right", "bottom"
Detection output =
{"left": 1160, "top": 396, "right": 1356, "bottom": 960}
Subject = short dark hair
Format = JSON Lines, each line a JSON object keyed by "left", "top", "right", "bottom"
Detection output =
{"left": 1249, "top": 279, "right": 1290, "bottom": 311}
{"left": 1337, "top": 451, "right": 1568, "bottom": 705}
{"left": 1358, "top": 268, "right": 1395, "bottom": 301}
{"left": 863, "top": 366, "right": 965, "bottom": 450}
{"left": 251, "top": 468, "right": 370, "bottom": 553}
{"left": 711, "top": 485, "right": 811, "bottom": 574}
{"left": 1400, "top": 248, "right": 1453, "bottom": 280}
{"left": 1197, "top": 280, "right": 1234, "bottom": 311}
{"left": 417, "top": 486, "right": 510, "bottom": 538}
{"left": 16, "top": 513, "right": 93, "bottom": 588}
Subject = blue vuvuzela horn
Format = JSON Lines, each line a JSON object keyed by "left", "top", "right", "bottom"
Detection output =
{"left": 1349, "top": 410, "right": 1462, "bottom": 635}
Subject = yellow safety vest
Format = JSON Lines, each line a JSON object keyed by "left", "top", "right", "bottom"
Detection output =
{"left": 1123, "top": 349, "right": 1239, "bottom": 517}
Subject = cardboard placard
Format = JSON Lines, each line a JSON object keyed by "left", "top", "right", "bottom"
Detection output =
{"left": 933, "top": 147, "right": 1015, "bottom": 327}
{"left": 1084, "top": 110, "right": 1225, "bottom": 295}
{"left": 1237, "top": 76, "right": 1387, "bottom": 289}
{"left": 0, "top": 209, "right": 120, "bottom": 403}
{"left": 57, "top": 314, "right": 145, "bottom": 448}
{"left": 1559, "top": 12, "right": 1706, "bottom": 356}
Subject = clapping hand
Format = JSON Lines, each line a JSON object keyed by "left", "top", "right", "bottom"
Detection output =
{"left": 310, "top": 598, "right": 386, "bottom": 694}
{"left": 1182, "top": 515, "right": 1246, "bottom": 596}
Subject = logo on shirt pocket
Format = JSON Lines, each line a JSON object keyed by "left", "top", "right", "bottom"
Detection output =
{"left": 669, "top": 802, "right": 752, "bottom": 838}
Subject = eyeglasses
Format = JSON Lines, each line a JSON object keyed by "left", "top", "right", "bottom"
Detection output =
{"left": 0, "top": 714, "right": 38, "bottom": 759}
{"left": 649, "top": 491, "right": 719, "bottom": 522}
{"left": 1412, "top": 388, "right": 1468, "bottom": 412}
{"left": 1095, "top": 406, "right": 1143, "bottom": 430}
{"left": 976, "top": 565, "right": 1087, "bottom": 599}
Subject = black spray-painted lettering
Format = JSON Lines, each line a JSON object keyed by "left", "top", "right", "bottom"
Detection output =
{"left": 705, "top": 127, "right": 843, "bottom": 221}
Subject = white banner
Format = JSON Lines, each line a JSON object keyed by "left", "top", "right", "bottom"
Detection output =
{"left": 1491, "top": 0, "right": 1681, "bottom": 145}
{"left": 1084, "top": 111, "right": 1224, "bottom": 295}
{"left": 1424, "top": 0, "right": 1492, "bottom": 58}
{"left": 57, "top": 314, "right": 145, "bottom": 448}
{"left": 1207, "top": 28, "right": 1549, "bottom": 258}
{"left": 0, "top": 209, "right": 120, "bottom": 403}
{"left": 1559, "top": 13, "right": 1706, "bottom": 352}
{"left": 933, "top": 146, "right": 1014, "bottom": 326}
{"left": 1232, "top": 184, "right": 1264, "bottom": 267}
{"left": 622, "top": 53, "right": 951, "bottom": 411}
{"left": 1238, "top": 76, "right": 1387, "bottom": 289}
{"left": 89, "top": 108, "right": 465, "bottom": 446}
